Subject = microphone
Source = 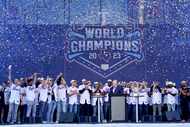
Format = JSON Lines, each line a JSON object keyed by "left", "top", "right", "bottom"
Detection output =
{"left": 8, "top": 65, "right": 12, "bottom": 70}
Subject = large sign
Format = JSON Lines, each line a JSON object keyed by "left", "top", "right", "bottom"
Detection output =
{"left": 65, "top": 24, "right": 143, "bottom": 78}
{"left": 1, "top": 24, "right": 190, "bottom": 83}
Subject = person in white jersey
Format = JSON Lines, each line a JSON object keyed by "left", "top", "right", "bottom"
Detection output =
{"left": 25, "top": 73, "right": 38, "bottom": 123}
{"left": 38, "top": 78, "right": 48, "bottom": 123}
{"left": 54, "top": 74, "right": 67, "bottom": 123}
{"left": 123, "top": 82, "right": 130, "bottom": 122}
{"left": 46, "top": 77, "right": 55, "bottom": 123}
{"left": 92, "top": 82, "right": 104, "bottom": 121}
{"left": 150, "top": 81, "right": 162, "bottom": 122}
{"left": 68, "top": 80, "right": 78, "bottom": 114}
{"left": 3, "top": 81, "right": 11, "bottom": 123}
{"left": 102, "top": 79, "right": 112, "bottom": 122}
{"left": 138, "top": 81, "right": 149, "bottom": 122}
{"left": 7, "top": 65, "right": 22, "bottom": 124}
{"left": 164, "top": 81, "right": 178, "bottom": 112}
{"left": 127, "top": 81, "right": 139, "bottom": 122}
{"left": 79, "top": 79, "right": 92, "bottom": 122}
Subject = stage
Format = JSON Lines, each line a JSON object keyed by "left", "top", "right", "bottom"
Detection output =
{"left": 1, "top": 123, "right": 188, "bottom": 127}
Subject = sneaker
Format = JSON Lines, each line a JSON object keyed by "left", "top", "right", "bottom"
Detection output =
{"left": 102, "top": 120, "right": 107, "bottom": 123}
{"left": 42, "top": 121, "right": 47, "bottom": 124}
{"left": 181, "top": 120, "right": 186, "bottom": 122}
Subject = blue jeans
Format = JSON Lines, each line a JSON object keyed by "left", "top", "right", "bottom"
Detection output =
{"left": 26, "top": 101, "right": 36, "bottom": 118}
{"left": 103, "top": 102, "right": 110, "bottom": 121}
{"left": 69, "top": 104, "right": 78, "bottom": 114}
{"left": 153, "top": 104, "right": 162, "bottom": 116}
{"left": 139, "top": 104, "right": 148, "bottom": 121}
{"left": 93, "top": 105, "right": 104, "bottom": 121}
{"left": 39, "top": 101, "right": 47, "bottom": 122}
{"left": 7, "top": 103, "right": 19, "bottom": 123}
{"left": 167, "top": 104, "right": 175, "bottom": 112}
{"left": 47, "top": 101, "right": 56, "bottom": 122}
{"left": 56, "top": 101, "right": 67, "bottom": 122}
{"left": 127, "top": 104, "right": 135, "bottom": 122}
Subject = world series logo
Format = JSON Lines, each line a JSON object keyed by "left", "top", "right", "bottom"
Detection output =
{"left": 65, "top": 24, "right": 144, "bottom": 78}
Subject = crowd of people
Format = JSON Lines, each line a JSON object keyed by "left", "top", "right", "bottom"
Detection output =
{"left": 0, "top": 66, "right": 190, "bottom": 124}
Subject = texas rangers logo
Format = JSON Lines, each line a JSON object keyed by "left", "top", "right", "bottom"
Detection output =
{"left": 65, "top": 23, "right": 144, "bottom": 78}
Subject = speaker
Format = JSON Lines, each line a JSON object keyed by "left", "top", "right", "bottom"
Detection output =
{"left": 173, "top": 111, "right": 181, "bottom": 121}
{"left": 59, "top": 112, "right": 75, "bottom": 123}
{"left": 91, "top": 116, "right": 98, "bottom": 123}
{"left": 111, "top": 95, "right": 126, "bottom": 122}
{"left": 166, "top": 111, "right": 181, "bottom": 121}
{"left": 143, "top": 115, "right": 152, "bottom": 122}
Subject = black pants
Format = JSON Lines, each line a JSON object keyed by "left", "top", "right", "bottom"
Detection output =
{"left": 80, "top": 103, "right": 92, "bottom": 116}
{"left": 139, "top": 104, "right": 148, "bottom": 121}
{"left": 0, "top": 104, "right": 4, "bottom": 123}
{"left": 79, "top": 103, "right": 93, "bottom": 122}
{"left": 127, "top": 104, "right": 135, "bottom": 122}
{"left": 181, "top": 101, "right": 189, "bottom": 121}
{"left": 18, "top": 105, "right": 27, "bottom": 123}
{"left": 3, "top": 104, "right": 9, "bottom": 123}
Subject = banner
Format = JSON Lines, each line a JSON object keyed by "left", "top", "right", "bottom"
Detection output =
{"left": 65, "top": 25, "right": 143, "bottom": 78}
{"left": 0, "top": 24, "right": 190, "bottom": 84}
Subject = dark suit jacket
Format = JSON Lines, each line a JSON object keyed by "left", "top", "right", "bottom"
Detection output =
{"left": 110, "top": 85, "right": 123, "bottom": 95}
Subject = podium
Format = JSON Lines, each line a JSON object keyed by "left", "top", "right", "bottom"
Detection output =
{"left": 110, "top": 95, "right": 126, "bottom": 122}
{"left": 110, "top": 93, "right": 142, "bottom": 123}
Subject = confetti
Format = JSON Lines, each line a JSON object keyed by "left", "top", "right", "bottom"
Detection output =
{"left": 0, "top": 0, "right": 189, "bottom": 84}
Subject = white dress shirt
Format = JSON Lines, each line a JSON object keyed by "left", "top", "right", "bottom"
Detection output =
{"left": 124, "top": 87, "right": 130, "bottom": 104}
{"left": 152, "top": 89, "right": 162, "bottom": 104}
{"left": 34, "top": 88, "right": 39, "bottom": 104}
{"left": 165, "top": 87, "right": 178, "bottom": 104}
{"left": 102, "top": 85, "right": 110, "bottom": 102}
{"left": 38, "top": 85, "right": 48, "bottom": 102}
{"left": 68, "top": 86, "right": 78, "bottom": 105}
{"left": 79, "top": 84, "right": 91, "bottom": 104}
{"left": 91, "top": 88, "right": 103, "bottom": 106}
{"left": 175, "top": 94, "right": 179, "bottom": 105}
{"left": 4, "top": 87, "right": 11, "bottom": 105}
{"left": 21, "top": 87, "right": 27, "bottom": 105}
{"left": 139, "top": 88, "right": 149, "bottom": 105}
{"left": 47, "top": 87, "right": 53, "bottom": 103}
{"left": 9, "top": 84, "right": 21, "bottom": 105}
{"left": 26, "top": 85, "right": 36, "bottom": 102}
{"left": 128, "top": 88, "right": 138, "bottom": 105}
{"left": 53, "top": 84, "right": 67, "bottom": 102}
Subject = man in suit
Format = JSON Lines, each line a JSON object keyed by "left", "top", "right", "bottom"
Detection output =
{"left": 110, "top": 80, "right": 123, "bottom": 95}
